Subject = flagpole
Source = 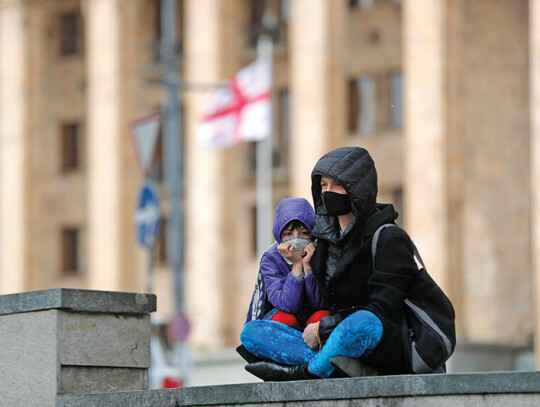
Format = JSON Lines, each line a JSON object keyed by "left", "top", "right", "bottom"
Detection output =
{"left": 161, "top": 0, "right": 184, "bottom": 313}
{"left": 256, "top": 34, "right": 274, "bottom": 257}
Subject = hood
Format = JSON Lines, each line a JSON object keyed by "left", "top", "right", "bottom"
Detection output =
{"left": 311, "top": 147, "right": 378, "bottom": 239}
{"left": 272, "top": 198, "right": 316, "bottom": 243}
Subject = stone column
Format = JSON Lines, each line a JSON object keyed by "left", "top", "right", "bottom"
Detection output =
{"left": 0, "top": 0, "right": 27, "bottom": 294}
{"left": 456, "top": 1, "right": 529, "bottom": 345}
{"left": 530, "top": 0, "right": 540, "bottom": 369}
{"left": 289, "top": 0, "right": 345, "bottom": 199}
{"left": 0, "top": 289, "right": 155, "bottom": 407}
{"left": 403, "top": 0, "right": 448, "bottom": 290}
{"left": 85, "top": 0, "right": 122, "bottom": 290}
{"left": 184, "top": 0, "right": 238, "bottom": 347}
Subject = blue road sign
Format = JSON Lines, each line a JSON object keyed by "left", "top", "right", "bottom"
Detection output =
{"left": 135, "top": 181, "right": 161, "bottom": 248}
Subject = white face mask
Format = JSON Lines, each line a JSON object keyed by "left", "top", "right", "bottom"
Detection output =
{"left": 284, "top": 236, "right": 311, "bottom": 254}
{"left": 281, "top": 237, "right": 312, "bottom": 265}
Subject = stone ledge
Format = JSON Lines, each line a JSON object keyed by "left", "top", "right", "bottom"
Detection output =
{"left": 0, "top": 288, "right": 156, "bottom": 315}
{"left": 56, "top": 371, "right": 540, "bottom": 407}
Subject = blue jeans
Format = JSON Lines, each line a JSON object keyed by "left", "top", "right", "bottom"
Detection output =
{"left": 240, "top": 310, "right": 383, "bottom": 378}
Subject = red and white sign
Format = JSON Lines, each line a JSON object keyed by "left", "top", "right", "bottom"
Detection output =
{"left": 198, "top": 57, "right": 272, "bottom": 149}
{"left": 131, "top": 112, "right": 161, "bottom": 177}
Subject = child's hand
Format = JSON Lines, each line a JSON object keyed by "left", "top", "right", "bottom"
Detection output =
{"left": 278, "top": 243, "right": 303, "bottom": 264}
{"left": 302, "top": 321, "right": 320, "bottom": 350}
{"left": 302, "top": 242, "right": 316, "bottom": 269}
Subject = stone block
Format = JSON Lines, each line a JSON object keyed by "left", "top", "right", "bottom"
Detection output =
{"left": 58, "top": 366, "right": 148, "bottom": 395}
{"left": 0, "top": 310, "right": 58, "bottom": 407}
{"left": 0, "top": 288, "right": 156, "bottom": 315}
{"left": 0, "top": 289, "right": 155, "bottom": 407}
{"left": 58, "top": 311, "right": 150, "bottom": 368}
{"left": 55, "top": 371, "right": 540, "bottom": 407}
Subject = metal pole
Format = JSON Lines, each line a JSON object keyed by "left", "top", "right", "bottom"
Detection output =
{"left": 146, "top": 247, "right": 155, "bottom": 293}
{"left": 256, "top": 34, "right": 274, "bottom": 257}
{"left": 161, "top": 0, "right": 184, "bottom": 312}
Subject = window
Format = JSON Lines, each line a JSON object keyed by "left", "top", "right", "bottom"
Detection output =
{"left": 150, "top": 132, "right": 164, "bottom": 182}
{"left": 250, "top": 206, "right": 257, "bottom": 256}
{"left": 61, "top": 122, "right": 81, "bottom": 171}
{"left": 248, "top": 0, "right": 289, "bottom": 46}
{"left": 279, "top": 0, "right": 290, "bottom": 23}
{"left": 348, "top": 76, "right": 374, "bottom": 134}
{"left": 351, "top": 0, "right": 401, "bottom": 9}
{"left": 60, "top": 12, "right": 81, "bottom": 56}
{"left": 375, "top": 74, "right": 391, "bottom": 130}
{"left": 391, "top": 71, "right": 403, "bottom": 130}
{"left": 156, "top": 217, "right": 167, "bottom": 264}
{"left": 350, "top": 0, "right": 373, "bottom": 9}
{"left": 392, "top": 188, "right": 403, "bottom": 223}
{"left": 349, "top": 72, "right": 403, "bottom": 135}
{"left": 153, "top": 0, "right": 162, "bottom": 49}
{"left": 274, "top": 89, "right": 290, "bottom": 168}
{"left": 61, "top": 228, "right": 81, "bottom": 276}
{"left": 248, "top": 0, "right": 267, "bottom": 45}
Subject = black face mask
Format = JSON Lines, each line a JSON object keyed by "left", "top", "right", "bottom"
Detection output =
{"left": 322, "top": 191, "right": 352, "bottom": 216}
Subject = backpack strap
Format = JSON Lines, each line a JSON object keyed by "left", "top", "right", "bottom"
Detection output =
{"left": 371, "top": 224, "right": 426, "bottom": 270}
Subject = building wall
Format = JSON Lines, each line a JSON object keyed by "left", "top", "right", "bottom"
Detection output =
{"left": 448, "top": 0, "right": 531, "bottom": 345}
{"left": 26, "top": 1, "right": 87, "bottom": 291}
{"left": 0, "top": 0, "right": 536, "bottom": 360}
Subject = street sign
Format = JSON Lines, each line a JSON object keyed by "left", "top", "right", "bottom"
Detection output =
{"left": 131, "top": 112, "right": 161, "bottom": 177}
{"left": 166, "top": 313, "right": 191, "bottom": 342}
{"left": 135, "top": 181, "right": 161, "bottom": 248}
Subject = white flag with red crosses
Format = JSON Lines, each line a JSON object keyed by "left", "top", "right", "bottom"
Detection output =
{"left": 197, "top": 57, "right": 272, "bottom": 149}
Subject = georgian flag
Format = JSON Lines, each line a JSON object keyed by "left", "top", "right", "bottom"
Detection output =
{"left": 197, "top": 57, "right": 272, "bottom": 149}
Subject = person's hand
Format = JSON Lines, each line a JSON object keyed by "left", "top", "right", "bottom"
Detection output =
{"left": 302, "top": 321, "right": 320, "bottom": 350}
{"left": 302, "top": 242, "right": 316, "bottom": 269}
{"left": 278, "top": 243, "right": 302, "bottom": 264}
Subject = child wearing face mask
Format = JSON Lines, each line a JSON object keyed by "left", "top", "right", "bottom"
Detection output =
{"left": 244, "top": 198, "right": 329, "bottom": 328}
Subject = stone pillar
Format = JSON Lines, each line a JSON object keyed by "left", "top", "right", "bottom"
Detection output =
{"left": 184, "top": 0, "right": 239, "bottom": 347}
{"left": 0, "top": 289, "right": 155, "bottom": 407}
{"left": 289, "top": 0, "right": 345, "bottom": 199}
{"left": 0, "top": 0, "right": 27, "bottom": 294}
{"left": 455, "top": 1, "right": 529, "bottom": 345}
{"left": 403, "top": 0, "right": 448, "bottom": 289}
{"left": 530, "top": 0, "right": 540, "bottom": 369}
{"left": 86, "top": 0, "right": 122, "bottom": 291}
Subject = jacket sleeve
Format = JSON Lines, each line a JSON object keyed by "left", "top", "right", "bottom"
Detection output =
{"left": 260, "top": 253, "right": 306, "bottom": 314}
{"left": 364, "top": 226, "right": 417, "bottom": 323}
{"left": 304, "top": 272, "right": 327, "bottom": 310}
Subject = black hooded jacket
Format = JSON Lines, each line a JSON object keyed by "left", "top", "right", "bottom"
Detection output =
{"left": 310, "top": 147, "right": 418, "bottom": 374}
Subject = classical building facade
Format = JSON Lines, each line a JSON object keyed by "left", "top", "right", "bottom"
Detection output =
{"left": 0, "top": 0, "right": 538, "bottom": 370}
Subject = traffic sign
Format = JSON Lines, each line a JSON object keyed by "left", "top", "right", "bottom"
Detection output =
{"left": 166, "top": 313, "right": 191, "bottom": 342}
{"left": 131, "top": 112, "right": 161, "bottom": 177}
{"left": 135, "top": 181, "right": 161, "bottom": 248}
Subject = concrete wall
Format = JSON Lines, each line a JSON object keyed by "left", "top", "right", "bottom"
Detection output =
{"left": 56, "top": 371, "right": 540, "bottom": 407}
{"left": 0, "top": 289, "right": 538, "bottom": 407}
{"left": 0, "top": 0, "right": 538, "bottom": 371}
{"left": 0, "top": 289, "right": 156, "bottom": 407}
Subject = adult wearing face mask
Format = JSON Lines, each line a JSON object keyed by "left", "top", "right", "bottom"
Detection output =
{"left": 243, "top": 147, "right": 419, "bottom": 380}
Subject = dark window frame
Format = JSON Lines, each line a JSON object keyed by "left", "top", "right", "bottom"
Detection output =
{"left": 60, "top": 122, "right": 81, "bottom": 172}
{"left": 348, "top": 75, "right": 374, "bottom": 135}
{"left": 274, "top": 89, "right": 290, "bottom": 169}
{"left": 60, "top": 11, "right": 81, "bottom": 56}
{"left": 61, "top": 228, "right": 80, "bottom": 276}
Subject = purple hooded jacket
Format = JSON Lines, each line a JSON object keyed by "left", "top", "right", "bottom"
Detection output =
{"left": 245, "top": 198, "right": 326, "bottom": 323}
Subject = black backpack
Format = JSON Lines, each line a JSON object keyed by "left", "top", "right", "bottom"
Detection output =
{"left": 372, "top": 224, "right": 456, "bottom": 374}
